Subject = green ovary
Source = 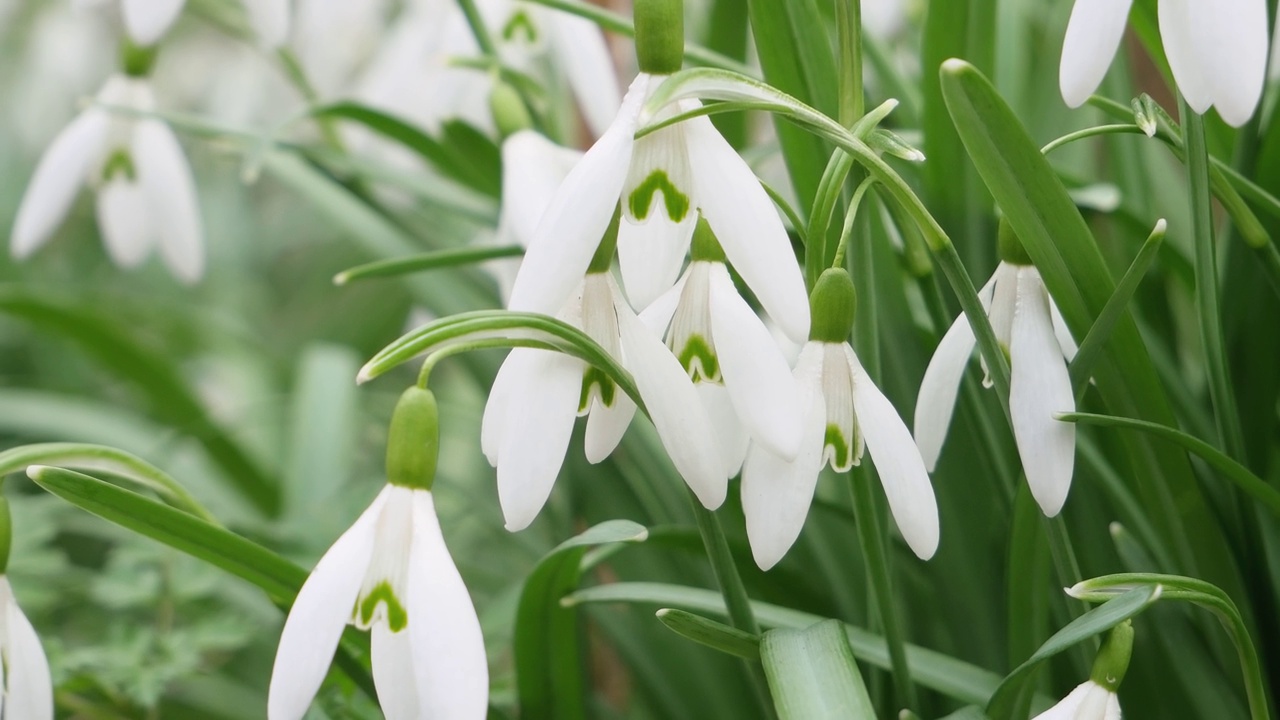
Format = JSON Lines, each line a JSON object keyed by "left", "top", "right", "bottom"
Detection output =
{"left": 628, "top": 171, "right": 690, "bottom": 222}
{"left": 678, "top": 335, "right": 720, "bottom": 383}
{"left": 357, "top": 581, "right": 409, "bottom": 632}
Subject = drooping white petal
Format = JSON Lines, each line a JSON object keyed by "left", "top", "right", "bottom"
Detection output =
{"left": 496, "top": 348, "right": 584, "bottom": 531}
{"left": 546, "top": 9, "right": 622, "bottom": 138}
{"left": 707, "top": 263, "right": 803, "bottom": 460}
{"left": 913, "top": 311, "right": 977, "bottom": 471}
{"left": 684, "top": 114, "right": 810, "bottom": 344}
{"left": 134, "top": 119, "right": 204, "bottom": 283}
{"left": 507, "top": 73, "right": 652, "bottom": 316}
{"left": 617, "top": 212, "right": 696, "bottom": 309}
{"left": 847, "top": 346, "right": 940, "bottom": 560}
{"left": 268, "top": 488, "right": 387, "bottom": 720}
{"left": 499, "top": 130, "right": 583, "bottom": 250}
{"left": 407, "top": 491, "right": 489, "bottom": 719}
{"left": 583, "top": 390, "right": 638, "bottom": 463}
{"left": 121, "top": 0, "right": 187, "bottom": 45}
{"left": 1009, "top": 270, "right": 1077, "bottom": 517}
{"left": 615, "top": 292, "right": 727, "bottom": 509}
{"left": 2, "top": 580, "right": 53, "bottom": 720}
{"left": 11, "top": 109, "right": 110, "bottom": 259}
{"left": 741, "top": 343, "right": 827, "bottom": 570}
{"left": 1159, "top": 0, "right": 1214, "bottom": 114}
{"left": 1049, "top": 299, "right": 1078, "bottom": 362}
{"left": 95, "top": 178, "right": 153, "bottom": 268}
{"left": 480, "top": 350, "right": 523, "bottom": 465}
{"left": 698, "top": 383, "right": 751, "bottom": 479}
{"left": 1058, "top": 0, "right": 1134, "bottom": 108}
{"left": 1031, "top": 681, "right": 1116, "bottom": 720}
{"left": 243, "top": 0, "right": 291, "bottom": 47}
{"left": 636, "top": 270, "right": 688, "bottom": 331}
{"left": 370, "top": 623, "right": 419, "bottom": 720}
{"left": 1192, "top": 0, "right": 1268, "bottom": 126}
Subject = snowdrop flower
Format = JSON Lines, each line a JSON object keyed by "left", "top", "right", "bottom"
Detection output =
{"left": 508, "top": 0, "right": 809, "bottom": 337}
{"left": 914, "top": 228, "right": 1077, "bottom": 516}
{"left": 640, "top": 217, "right": 803, "bottom": 477}
{"left": 0, "top": 576, "right": 53, "bottom": 720}
{"left": 269, "top": 387, "right": 488, "bottom": 720}
{"left": 1033, "top": 621, "right": 1132, "bottom": 720}
{"left": 742, "top": 269, "right": 939, "bottom": 570}
{"left": 1059, "top": 0, "right": 1268, "bottom": 126}
{"left": 78, "top": 0, "right": 289, "bottom": 46}
{"left": 10, "top": 72, "right": 205, "bottom": 283}
{"left": 483, "top": 210, "right": 728, "bottom": 530}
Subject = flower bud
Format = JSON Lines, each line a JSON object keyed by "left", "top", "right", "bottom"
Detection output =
{"left": 997, "top": 218, "right": 1033, "bottom": 266}
{"left": 809, "top": 268, "right": 857, "bottom": 343}
{"left": 491, "top": 81, "right": 534, "bottom": 140}
{"left": 1089, "top": 620, "right": 1135, "bottom": 692}
{"left": 386, "top": 387, "right": 440, "bottom": 491}
{"left": 634, "top": 0, "right": 684, "bottom": 75}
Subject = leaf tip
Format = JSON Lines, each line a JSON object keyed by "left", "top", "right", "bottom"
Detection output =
{"left": 25, "top": 464, "right": 50, "bottom": 481}
{"left": 355, "top": 365, "right": 377, "bottom": 384}
{"left": 333, "top": 272, "right": 351, "bottom": 286}
{"left": 940, "top": 58, "right": 973, "bottom": 78}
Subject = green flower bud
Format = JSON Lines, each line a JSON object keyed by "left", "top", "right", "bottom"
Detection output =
{"left": 1089, "top": 620, "right": 1135, "bottom": 692}
{"left": 690, "top": 215, "right": 726, "bottom": 263}
{"left": 491, "top": 81, "right": 533, "bottom": 140}
{"left": 386, "top": 387, "right": 440, "bottom": 491}
{"left": 588, "top": 204, "right": 623, "bottom": 274}
{"left": 809, "top": 268, "right": 857, "bottom": 343}
{"left": 634, "top": 0, "right": 684, "bottom": 75}
{"left": 121, "top": 40, "right": 159, "bottom": 78}
{"left": 997, "top": 218, "right": 1033, "bottom": 266}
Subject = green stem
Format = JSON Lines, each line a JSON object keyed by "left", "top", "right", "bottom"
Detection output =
{"left": 457, "top": 0, "right": 500, "bottom": 59}
{"left": 276, "top": 48, "right": 348, "bottom": 154}
{"left": 849, "top": 469, "right": 918, "bottom": 713}
{"left": 1179, "top": 100, "right": 1247, "bottom": 462}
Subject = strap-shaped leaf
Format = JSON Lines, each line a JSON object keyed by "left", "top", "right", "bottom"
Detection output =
{"left": 761, "top": 620, "right": 876, "bottom": 720}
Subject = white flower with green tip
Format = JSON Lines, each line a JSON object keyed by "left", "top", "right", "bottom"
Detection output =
{"left": 1034, "top": 621, "right": 1132, "bottom": 720}
{"left": 742, "top": 269, "right": 939, "bottom": 570}
{"left": 914, "top": 230, "right": 1078, "bottom": 517}
{"left": 0, "top": 576, "right": 53, "bottom": 720}
{"left": 269, "top": 389, "right": 488, "bottom": 720}
{"left": 1059, "top": 0, "right": 1268, "bottom": 126}
{"left": 10, "top": 73, "right": 205, "bottom": 283}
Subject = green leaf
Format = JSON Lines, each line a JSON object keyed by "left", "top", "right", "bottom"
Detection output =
{"left": 760, "top": 620, "right": 875, "bottom": 720}
{"left": 0, "top": 292, "right": 280, "bottom": 516}
{"left": 986, "top": 587, "right": 1159, "bottom": 720}
{"left": 655, "top": 608, "right": 760, "bottom": 660}
{"left": 334, "top": 246, "right": 523, "bottom": 285}
{"left": 281, "top": 346, "right": 359, "bottom": 523}
{"left": 515, "top": 520, "right": 647, "bottom": 720}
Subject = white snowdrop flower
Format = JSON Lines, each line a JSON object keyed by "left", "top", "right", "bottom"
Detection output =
{"left": 269, "top": 388, "right": 488, "bottom": 720}
{"left": 1059, "top": 0, "right": 1269, "bottom": 126}
{"left": 914, "top": 232, "right": 1078, "bottom": 517}
{"left": 640, "top": 217, "right": 803, "bottom": 477}
{"left": 484, "top": 214, "right": 728, "bottom": 529}
{"left": 0, "top": 576, "right": 54, "bottom": 720}
{"left": 862, "top": 0, "right": 908, "bottom": 39}
{"left": 83, "top": 0, "right": 290, "bottom": 47}
{"left": 10, "top": 73, "right": 205, "bottom": 283}
{"left": 1033, "top": 681, "right": 1122, "bottom": 720}
{"left": 506, "top": 72, "right": 809, "bottom": 340}
{"left": 742, "top": 269, "right": 939, "bottom": 570}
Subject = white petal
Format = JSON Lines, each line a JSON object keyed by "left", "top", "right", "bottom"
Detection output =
{"left": 3, "top": 582, "right": 54, "bottom": 720}
{"left": 122, "top": 0, "right": 187, "bottom": 45}
{"left": 1010, "top": 271, "right": 1077, "bottom": 517}
{"left": 1105, "top": 691, "right": 1122, "bottom": 720}
{"left": 684, "top": 115, "right": 810, "bottom": 344}
{"left": 741, "top": 343, "right": 827, "bottom": 570}
{"left": 507, "top": 74, "right": 651, "bottom": 316}
{"left": 1194, "top": 0, "right": 1268, "bottom": 125}
{"left": 848, "top": 347, "right": 940, "bottom": 560}
{"left": 707, "top": 264, "right": 803, "bottom": 460}
{"left": 636, "top": 270, "right": 687, "bottom": 330}
{"left": 96, "top": 177, "right": 153, "bottom": 268}
{"left": 268, "top": 488, "right": 387, "bottom": 720}
{"left": 244, "top": 0, "right": 291, "bottom": 47}
{"left": 11, "top": 110, "right": 109, "bottom": 259}
{"left": 584, "top": 391, "right": 638, "bottom": 463}
{"left": 698, "top": 383, "right": 751, "bottom": 479}
{"left": 1049, "top": 299, "right": 1078, "bottom": 362}
{"left": 370, "top": 623, "right": 419, "bottom": 720}
{"left": 480, "top": 350, "right": 525, "bottom": 465}
{"left": 407, "top": 491, "right": 489, "bottom": 719}
{"left": 134, "top": 120, "right": 205, "bottom": 283}
{"left": 617, "top": 212, "right": 696, "bottom": 309}
{"left": 615, "top": 295, "right": 728, "bottom": 508}
{"left": 500, "top": 130, "right": 582, "bottom": 251}
{"left": 913, "top": 311, "right": 976, "bottom": 471}
{"left": 547, "top": 10, "right": 622, "bottom": 138}
{"left": 1159, "top": 0, "right": 1215, "bottom": 114}
{"left": 1058, "top": 0, "right": 1134, "bottom": 108}
{"left": 496, "top": 348, "right": 583, "bottom": 531}
{"left": 1031, "top": 681, "right": 1092, "bottom": 720}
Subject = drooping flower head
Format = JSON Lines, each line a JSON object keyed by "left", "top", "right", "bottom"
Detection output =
{"left": 743, "top": 269, "right": 939, "bottom": 570}
{"left": 914, "top": 225, "right": 1078, "bottom": 516}
{"left": 269, "top": 387, "right": 488, "bottom": 720}
{"left": 0, "top": 495, "right": 54, "bottom": 720}
{"left": 1033, "top": 620, "right": 1133, "bottom": 720}
{"left": 1059, "top": 0, "right": 1268, "bottom": 126}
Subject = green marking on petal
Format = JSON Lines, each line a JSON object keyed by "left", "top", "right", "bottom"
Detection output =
{"left": 677, "top": 334, "right": 721, "bottom": 383}
{"left": 102, "top": 149, "right": 136, "bottom": 183}
{"left": 824, "top": 423, "right": 853, "bottom": 472}
{"left": 628, "top": 171, "right": 690, "bottom": 223}
{"left": 502, "top": 10, "right": 538, "bottom": 43}
{"left": 358, "top": 581, "right": 409, "bottom": 632}
{"left": 579, "top": 367, "right": 617, "bottom": 413}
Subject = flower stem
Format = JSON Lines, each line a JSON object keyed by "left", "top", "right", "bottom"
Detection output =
{"left": 457, "top": 0, "right": 500, "bottom": 60}
{"left": 275, "top": 48, "right": 348, "bottom": 155}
